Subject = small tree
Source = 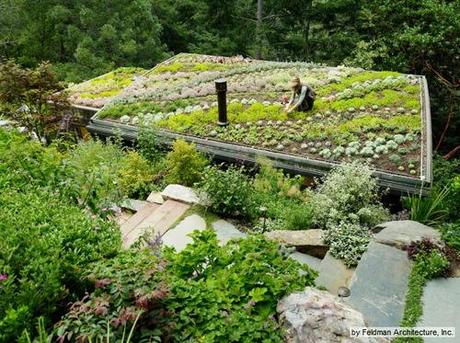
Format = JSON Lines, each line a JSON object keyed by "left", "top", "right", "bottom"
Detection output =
{"left": 0, "top": 60, "right": 70, "bottom": 144}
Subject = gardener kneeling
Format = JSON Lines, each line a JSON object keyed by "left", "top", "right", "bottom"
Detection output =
{"left": 284, "top": 77, "right": 316, "bottom": 114}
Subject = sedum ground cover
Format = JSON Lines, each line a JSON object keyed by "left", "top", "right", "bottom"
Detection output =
{"left": 67, "top": 67, "right": 145, "bottom": 108}
{"left": 93, "top": 53, "right": 425, "bottom": 177}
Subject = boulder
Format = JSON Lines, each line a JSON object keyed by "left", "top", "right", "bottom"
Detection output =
{"left": 146, "top": 191, "right": 164, "bottom": 205}
{"left": 316, "top": 252, "right": 355, "bottom": 295}
{"left": 277, "top": 287, "right": 389, "bottom": 343}
{"left": 289, "top": 251, "right": 321, "bottom": 271}
{"left": 374, "top": 220, "right": 441, "bottom": 249}
{"left": 120, "top": 199, "right": 149, "bottom": 212}
{"left": 264, "top": 229, "right": 328, "bottom": 258}
{"left": 161, "top": 184, "right": 199, "bottom": 204}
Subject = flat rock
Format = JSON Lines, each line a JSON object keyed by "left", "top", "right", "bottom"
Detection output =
{"left": 146, "top": 191, "right": 164, "bottom": 204}
{"left": 120, "top": 199, "right": 149, "bottom": 212}
{"left": 347, "top": 241, "right": 411, "bottom": 327}
{"left": 374, "top": 220, "right": 441, "bottom": 249}
{"left": 316, "top": 252, "right": 355, "bottom": 295}
{"left": 417, "top": 277, "right": 460, "bottom": 343}
{"left": 212, "top": 219, "right": 246, "bottom": 245}
{"left": 162, "top": 214, "right": 206, "bottom": 251}
{"left": 289, "top": 251, "right": 321, "bottom": 271}
{"left": 161, "top": 184, "right": 199, "bottom": 204}
{"left": 264, "top": 229, "right": 328, "bottom": 258}
{"left": 277, "top": 287, "right": 389, "bottom": 343}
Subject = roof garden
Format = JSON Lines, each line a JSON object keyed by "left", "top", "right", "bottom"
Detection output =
{"left": 81, "top": 53, "right": 432, "bottom": 193}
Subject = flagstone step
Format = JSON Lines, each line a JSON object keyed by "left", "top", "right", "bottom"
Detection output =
{"left": 120, "top": 202, "right": 160, "bottom": 242}
{"left": 162, "top": 214, "right": 206, "bottom": 251}
{"left": 123, "top": 200, "right": 190, "bottom": 248}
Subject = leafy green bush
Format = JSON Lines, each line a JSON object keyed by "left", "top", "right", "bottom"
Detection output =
{"left": 165, "top": 139, "right": 208, "bottom": 187}
{"left": 311, "top": 161, "right": 389, "bottom": 228}
{"left": 0, "top": 189, "right": 121, "bottom": 341}
{"left": 137, "top": 127, "right": 162, "bottom": 164}
{"left": 0, "top": 129, "right": 64, "bottom": 191}
{"left": 56, "top": 231, "right": 315, "bottom": 342}
{"left": 118, "top": 150, "right": 156, "bottom": 198}
{"left": 164, "top": 231, "right": 316, "bottom": 342}
{"left": 197, "top": 165, "right": 257, "bottom": 219}
{"left": 282, "top": 203, "right": 314, "bottom": 230}
{"left": 64, "top": 139, "right": 125, "bottom": 212}
{"left": 441, "top": 222, "right": 460, "bottom": 251}
{"left": 55, "top": 250, "right": 167, "bottom": 342}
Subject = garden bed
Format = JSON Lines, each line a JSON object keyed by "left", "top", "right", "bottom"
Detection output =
{"left": 87, "top": 53, "right": 432, "bottom": 194}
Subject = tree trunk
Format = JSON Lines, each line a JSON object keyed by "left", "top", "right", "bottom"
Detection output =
{"left": 256, "top": 0, "right": 263, "bottom": 59}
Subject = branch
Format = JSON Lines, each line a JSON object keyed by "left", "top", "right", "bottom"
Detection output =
{"left": 443, "top": 145, "right": 460, "bottom": 161}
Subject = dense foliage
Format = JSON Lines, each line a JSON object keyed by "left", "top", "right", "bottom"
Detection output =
{"left": 56, "top": 231, "right": 316, "bottom": 342}
{"left": 0, "top": 129, "right": 122, "bottom": 341}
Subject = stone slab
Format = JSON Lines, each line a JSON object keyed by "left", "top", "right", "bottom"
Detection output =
{"left": 161, "top": 184, "right": 199, "bottom": 204}
{"left": 121, "top": 199, "right": 149, "bottom": 212}
{"left": 212, "top": 219, "right": 246, "bottom": 245}
{"left": 123, "top": 200, "right": 190, "bottom": 248}
{"left": 374, "top": 220, "right": 441, "bottom": 249}
{"left": 316, "top": 252, "right": 355, "bottom": 295}
{"left": 120, "top": 202, "right": 159, "bottom": 245}
{"left": 146, "top": 191, "right": 164, "bottom": 205}
{"left": 162, "top": 214, "right": 206, "bottom": 251}
{"left": 289, "top": 251, "right": 321, "bottom": 271}
{"left": 417, "top": 277, "right": 460, "bottom": 343}
{"left": 347, "top": 241, "right": 411, "bottom": 327}
{"left": 264, "top": 229, "right": 328, "bottom": 258}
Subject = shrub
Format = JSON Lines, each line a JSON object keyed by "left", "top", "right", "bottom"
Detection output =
{"left": 56, "top": 231, "right": 316, "bottom": 342}
{"left": 55, "top": 250, "right": 168, "bottom": 342}
{"left": 165, "top": 139, "right": 208, "bottom": 187}
{"left": 64, "top": 139, "right": 124, "bottom": 213}
{"left": 197, "top": 165, "right": 257, "bottom": 219}
{"left": 311, "top": 161, "right": 389, "bottom": 228}
{"left": 282, "top": 203, "right": 314, "bottom": 230}
{"left": 0, "top": 129, "right": 64, "bottom": 191}
{"left": 118, "top": 151, "right": 156, "bottom": 198}
{"left": 323, "top": 222, "right": 371, "bottom": 267}
{"left": 164, "top": 231, "right": 316, "bottom": 342}
{"left": 137, "top": 127, "right": 162, "bottom": 163}
{"left": 441, "top": 222, "right": 460, "bottom": 251}
{"left": 0, "top": 189, "right": 121, "bottom": 341}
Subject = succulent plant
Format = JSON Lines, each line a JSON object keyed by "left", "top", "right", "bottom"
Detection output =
{"left": 389, "top": 154, "right": 401, "bottom": 164}
{"left": 319, "top": 148, "right": 332, "bottom": 159}
{"left": 398, "top": 166, "right": 405, "bottom": 171}
{"left": 120, "top": 115, "right": 131, "bottom": 124}
{"left": 360, "top": 146, "right": 374, "bottom": 156}
{"left": 386, "top": 140, "right": 398, "bottom": 150}
{"left": 393, "top": 134, "right": 406, "bottom": 144}
{"left": 410, "top": 169, "right": 417, "bottom": 175}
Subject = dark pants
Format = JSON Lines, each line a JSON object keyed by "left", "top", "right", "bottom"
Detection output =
{"left": 299, "top": 96, "right": 315, "bottom": 112}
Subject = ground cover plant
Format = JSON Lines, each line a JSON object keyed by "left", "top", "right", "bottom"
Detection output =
{"left": 67, "top": 67, "right": 145, "bottom": 108}
{"left": 55, "top": 231, "right": 316, "bottom": 342}
{"left": 92, "top": 53, "right": 425, "bottom": 177}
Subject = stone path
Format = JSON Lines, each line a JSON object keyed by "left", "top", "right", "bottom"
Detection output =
{"left": 347, "top": 241, "right": 411, "bottom": 327}
{"left": 289, "top": 251, "right": 321, "bottom": 271}
{"left": 417, "top": 277, "right": 460, "bottom": 343}
{"left": 122, "top": 200, "right": 190, "bottom": 248}
{"left": 212, "top": 219, "right": 246, "bottom": 245}
{"left": 162, "top": 214, "right": 206, "bottom": 251}
{"left": 316, "top": 252, "right": 355, "bottom": 295}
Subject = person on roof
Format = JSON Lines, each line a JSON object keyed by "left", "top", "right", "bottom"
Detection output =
{"left": 284, "top": 77, "right": 316, "bottom": 114}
